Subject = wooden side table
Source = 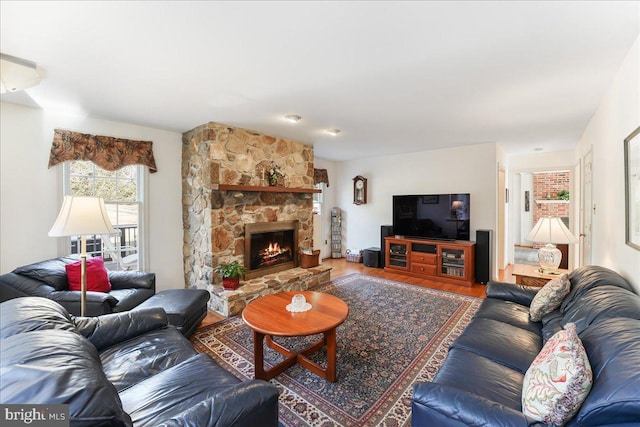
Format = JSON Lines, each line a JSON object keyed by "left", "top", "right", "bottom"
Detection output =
{"left": 512, "top": 264, "right": 570, "bottom": 287}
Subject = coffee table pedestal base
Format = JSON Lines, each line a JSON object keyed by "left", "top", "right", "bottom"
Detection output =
{"left": 253, "top": 329, "right": 337, "bottom": 382}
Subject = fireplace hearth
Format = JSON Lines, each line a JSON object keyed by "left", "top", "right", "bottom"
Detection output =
{"left": 245, "top": 221, "right": 299, "bottom": 279}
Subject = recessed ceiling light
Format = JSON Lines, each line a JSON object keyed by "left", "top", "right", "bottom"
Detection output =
{"left": 326, "top": 129, "right": 341, "bottom": 136}
{"left": 284, "top": 114, "right": 302, "bottom": 123}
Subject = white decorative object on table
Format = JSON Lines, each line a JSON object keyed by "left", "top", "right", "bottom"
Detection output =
{"left": 286, "top": 294, "right": 312, "bottom": 313}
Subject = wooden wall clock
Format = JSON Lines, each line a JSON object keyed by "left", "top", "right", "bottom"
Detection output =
{"left": 353, "top": 175, "right": 367, "bottom": 205}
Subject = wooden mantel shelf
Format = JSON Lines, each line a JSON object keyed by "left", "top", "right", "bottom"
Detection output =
{"left": 211, "top": 184, "right": 321, "bottom": 194}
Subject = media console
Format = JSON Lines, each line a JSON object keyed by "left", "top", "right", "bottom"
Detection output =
{"left": 384, "top": 236, "right": 476, "bottom": 287}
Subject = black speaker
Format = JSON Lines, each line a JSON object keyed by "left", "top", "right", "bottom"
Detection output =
{"left": 475, "top": 229, "right": 492, "bottom": 285}
{"left": 380, "top": 225, "right": 394, "bottom": 267}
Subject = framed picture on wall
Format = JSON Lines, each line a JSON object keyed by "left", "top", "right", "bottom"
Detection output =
{"left": 524, "top": 190, "right": 530, "bottom": 212}
{"left": 624, "top": 125, "right": 640, "bottom": 250}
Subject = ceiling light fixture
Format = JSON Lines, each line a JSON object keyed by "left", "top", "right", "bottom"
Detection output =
{"left": 0, "top": 53, "right": 43, "bottom": 94}
{"left": 326, "top": 129, "right": 341, "bottom": 136}
{"left": 284, "top": 114, "right": 302, "bottom": 123}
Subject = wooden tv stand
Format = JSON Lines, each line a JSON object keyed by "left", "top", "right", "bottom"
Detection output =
{"left": 384, "top": 236, "right": 476, "bottom": 287}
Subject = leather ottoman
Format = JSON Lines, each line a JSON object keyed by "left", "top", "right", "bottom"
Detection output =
{"left": 134, "top": 289, "right": 210, "bottom": 337}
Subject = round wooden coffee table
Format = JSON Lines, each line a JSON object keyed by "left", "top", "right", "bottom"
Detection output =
{"left": 242, "top": 291, "right": 349, "bottom": 382}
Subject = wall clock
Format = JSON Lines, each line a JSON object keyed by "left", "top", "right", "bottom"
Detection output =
{"left": 353, "top": 175, "right": 367, "bottom": 205}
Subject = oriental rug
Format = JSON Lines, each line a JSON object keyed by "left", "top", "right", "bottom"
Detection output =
{"left": 191, "top": 273, "right": 481, "bottom": 426}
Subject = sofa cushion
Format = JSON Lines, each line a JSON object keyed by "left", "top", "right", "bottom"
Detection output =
{"left": 473, "top": 298, "right": 542, "bottom": 334}
{"left": 110, "top": 287, "right": 155, "bottom": 312}
{"left": 450, "top": 317, "right": 542, "bottom": 374}
{"left": 100, "top": 326, "right": 198, "bottom": 392}
{"left": 120, "top": 353, "right": 241, "bottom": 427}
{"left": 66, "top": 256, "right": 111, "bottom": 292}
{"left": 562, "top": 285, "right": 640, "bottom": 334}
{"left": 522, "top": 323, "right": 592, "bottom": 425}
{"left": 0, "top": 296, "right": 76, "bottom": 339}
{"left": 0, "top": 329, "right": 132, "bottom": 427}
{"left": 529, "top": 274, "right": 570, "bottom": 322}
{"left": 12, "top": 255, "right": 79, "bottom": 291}
{"left": 573, "top": 318, "right": 640, "bottom": 426}
{"left": 433, "top": 347, "right": 525, "bottom": 411}
{"left": 562, "top": 265, "right": 633, "bottom": 313}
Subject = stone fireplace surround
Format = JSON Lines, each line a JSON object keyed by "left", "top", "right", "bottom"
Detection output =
{"left": 182, "top": 122, "right": 330, "bottom": 316}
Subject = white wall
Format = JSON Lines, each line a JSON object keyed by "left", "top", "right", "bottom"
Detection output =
{"left": 0, "top": 102, "right": 184, "bottom": 291}
{"left": 575, "top": 34, "right": 640, "bottom": 292}
{"left": 330, "top": 142, "right": 499, "bottom": 278}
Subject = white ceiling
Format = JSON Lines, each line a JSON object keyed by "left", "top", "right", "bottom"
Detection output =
{"left": 1, "top": 1, "right": 638, "bottom": 161}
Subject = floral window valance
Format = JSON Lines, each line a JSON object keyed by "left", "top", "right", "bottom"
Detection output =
{"left": 314, "top": 168, "right": 329, "bottom": 187}
{"left": 48, "top": 129, "right": 158, "bottom": 173}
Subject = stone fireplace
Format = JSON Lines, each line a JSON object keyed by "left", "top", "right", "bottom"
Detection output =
{"left": 245, "top": 220, "right": 298, "bottom": 279}
{"left": 181, "top": 122, "right": 325, "bottom": 315}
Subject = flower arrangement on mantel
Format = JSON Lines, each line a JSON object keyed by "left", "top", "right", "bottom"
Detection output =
{"left": 267, "top": 161, "right": 286, "bottom": 187}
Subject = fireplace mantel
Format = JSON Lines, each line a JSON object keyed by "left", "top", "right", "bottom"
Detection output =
{"left": 211, "top": 184, "right": 321, "bottom": 194}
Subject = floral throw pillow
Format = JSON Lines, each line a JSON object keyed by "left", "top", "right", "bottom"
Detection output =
{"left": 529, "top": 274, "right": 570, "bottom": 322}
{"left": 522, "top": 323, "right": 593, "bottom": 426}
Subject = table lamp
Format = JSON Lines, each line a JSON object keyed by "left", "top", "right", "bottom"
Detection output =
{"left": 525, "top": 216, "right": 578, "bottom": 274}
{"left": 49, "top": 196, "right": 115, "bottom": 316}
{"left": 451, "top": 200, "right": 464, "bottom": 219}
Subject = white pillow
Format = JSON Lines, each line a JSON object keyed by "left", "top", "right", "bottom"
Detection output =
{"left": 529, "top": 274, "right": 570, "bottom": 322}
{"left": 522, "top": 323, "right": 593, "bottom": 425}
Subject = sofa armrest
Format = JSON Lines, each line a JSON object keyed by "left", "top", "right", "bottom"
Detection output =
{"left": 412, "top": 382, "right": 536, "bottom": 427}
{"left": 0, "top": 272, "right": 57, "bottom": 301}
{"left": 157, "top": 380, "right": 280, "bottom": 427}
{"left": 49, "top": 290, "right": 119, "bottom": 316}
{"left": 485, "top": 281, "right": 540, "bottom": 307}
{"left": 109, "top": 270, "right": 156, "bottom": 291}
{"left": 74, "top": 307, "right": 168, "bottom": 350}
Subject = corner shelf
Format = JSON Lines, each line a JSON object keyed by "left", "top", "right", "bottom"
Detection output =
{"left": 211, "top": 184, "right": 321, "bottom": 193}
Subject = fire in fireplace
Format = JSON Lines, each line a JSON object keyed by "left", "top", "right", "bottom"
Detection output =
{"left": 244, "top": 221, "right": 299, "bottom": 279}
{"left": 251, "top": 233, "right": 293, "bottom": 269}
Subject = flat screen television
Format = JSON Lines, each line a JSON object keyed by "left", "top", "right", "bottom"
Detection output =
{"left": 392, "top": 194, "right": 470, "bottom": 241}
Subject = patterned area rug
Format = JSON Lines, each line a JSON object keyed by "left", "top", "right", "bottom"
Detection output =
{"left": 191, "top": 274, "right": 481, "bottom": 426}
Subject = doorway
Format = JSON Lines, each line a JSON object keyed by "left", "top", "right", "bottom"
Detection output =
{"left": 511, "top": 169, "right": 573, "bottom": 268}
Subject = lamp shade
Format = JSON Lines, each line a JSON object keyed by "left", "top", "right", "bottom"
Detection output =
{"left": 451, "top": 200, "right": 464, "bottom": 210}
{"left": 525, "top": 216, "right": 578, "bottom": 244}
{"left": 48, "top": 196, "right": 116, "bottom": 237}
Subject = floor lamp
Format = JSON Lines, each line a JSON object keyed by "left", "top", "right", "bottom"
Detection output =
{"left": 49, "top": 196, "right": 115, "bottom": 316}
{"left": 525, "top": 216, "right": 578, "bottom": 274}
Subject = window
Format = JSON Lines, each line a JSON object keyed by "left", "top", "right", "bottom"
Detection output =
{"left": 64, "top": 161, "right": 145, "bottom": 271}
{"left": 313, "top": 183, "right": 324, "bottom": 214}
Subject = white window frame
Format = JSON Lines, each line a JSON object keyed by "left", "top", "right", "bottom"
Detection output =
{"left": 62, "top": 162, "right": 148, "bottom": 271}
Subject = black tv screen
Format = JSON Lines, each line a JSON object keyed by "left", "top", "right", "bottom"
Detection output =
{"left": 392, "top": 194, "right": 470, "bottom": 241}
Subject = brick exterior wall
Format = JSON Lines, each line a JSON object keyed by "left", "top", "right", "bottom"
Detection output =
{"left": 533, "top": 171, "right": 570, "bottom": 223}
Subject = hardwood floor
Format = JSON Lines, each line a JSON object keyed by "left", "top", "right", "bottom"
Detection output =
{"left": 198, "top": 259, "right": 517, "bottom": 328}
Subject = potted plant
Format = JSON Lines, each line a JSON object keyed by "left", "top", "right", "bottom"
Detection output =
{"left": 213, "top": 261, "right": 246, "bottom": 290}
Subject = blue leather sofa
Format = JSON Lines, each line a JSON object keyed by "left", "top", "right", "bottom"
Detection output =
{"left": 412, "top": 265, "right": 640, "bottom": 426}
{"left": 0, "top": 297, "right": 279, "bottom": 427}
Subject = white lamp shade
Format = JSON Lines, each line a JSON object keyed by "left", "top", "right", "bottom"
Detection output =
{"left": 451, "top": 201, "right": 464, "bottom": 209}
{"left": 525, "top": 216, "right": 578, "bottom": 244}
{"left": 49, "top": 196, "right": 116, "bottom": 237}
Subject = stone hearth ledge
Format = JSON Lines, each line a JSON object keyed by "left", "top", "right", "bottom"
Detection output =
{"left": 208, "top": 265, "right": 332, "bottom": 317}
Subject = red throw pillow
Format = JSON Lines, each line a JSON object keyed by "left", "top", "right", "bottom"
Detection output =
{"left": 65, "top": 257, "right": 111, "bottom": 293}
